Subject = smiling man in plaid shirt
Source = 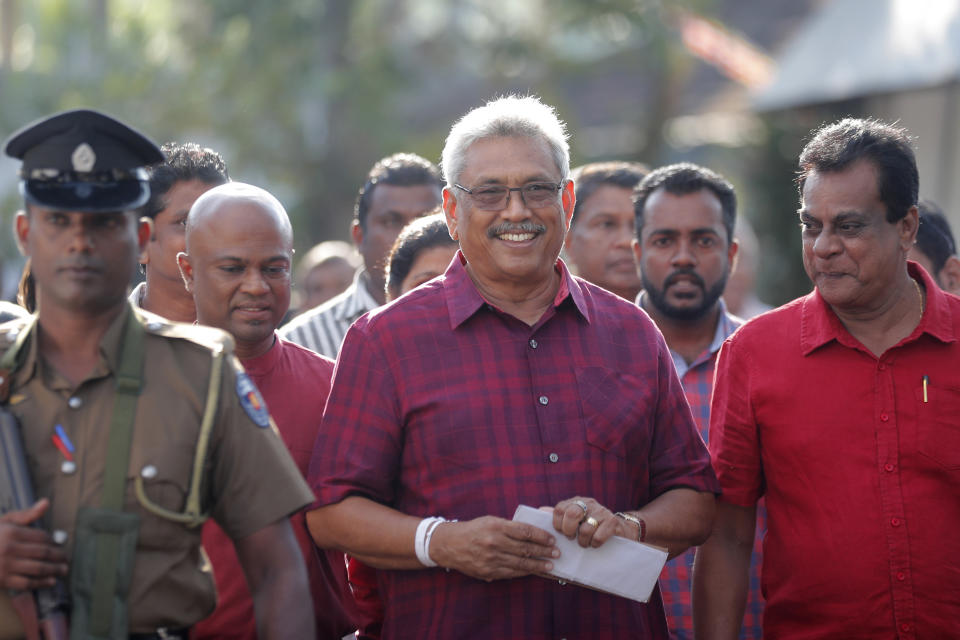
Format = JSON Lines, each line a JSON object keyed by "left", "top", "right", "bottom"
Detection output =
{"left": 305, "top": 96, "right": 719, "bottom": 639}
{"left": 632, "top": 163, "right": 766, "bottom": 639}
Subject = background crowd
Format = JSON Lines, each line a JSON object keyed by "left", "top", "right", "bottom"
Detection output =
{"left": 0, "top": 2, "right": 959, "bottom": 640}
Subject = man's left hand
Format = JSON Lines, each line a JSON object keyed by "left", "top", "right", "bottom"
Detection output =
{"left": 552, "top": 497, "right": 639, "bottom": 548}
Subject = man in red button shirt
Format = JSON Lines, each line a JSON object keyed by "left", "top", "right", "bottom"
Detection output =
{"left": 177, "top": 182, "right": 358, "bottom": 639}
{"left": 694, "top": 118, "right": 960, "bottom": 639}
{"left": 306, "top": 95, "right": 719, "bottom": 639}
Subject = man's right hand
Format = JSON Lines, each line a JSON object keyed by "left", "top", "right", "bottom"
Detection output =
{"left": 429, "top": 516, "right": 559, "bottom": 582}
{"left": 0, "top": 499, "right": 68, "bottom": 590}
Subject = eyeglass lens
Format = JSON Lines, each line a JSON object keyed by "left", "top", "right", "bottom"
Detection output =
{"left": 472, "top": 183, "right": 559, "bottom": 209}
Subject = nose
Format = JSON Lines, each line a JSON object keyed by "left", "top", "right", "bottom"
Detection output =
{"left": 614, "top": 222, "right": 634, "bottom": 249}
{"left": 812, "top": 228, "right": 841, "bottom": 258}
{"left": 670, "top": 237, "right": 696, "bottom": 267}
{"left": 240, "top": 269, "right": 270, "bottom": 295}
{"left": 68, "top": 220, "right": 95, "bottom": 253}
{"left": 499, "top": 188, "right": 530, "bottom": 222}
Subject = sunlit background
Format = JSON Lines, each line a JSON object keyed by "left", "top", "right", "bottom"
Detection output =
{"left": 1, "top": 0, "right": 958, "bottom": 306}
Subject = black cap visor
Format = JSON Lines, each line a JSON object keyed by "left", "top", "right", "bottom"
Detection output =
{"left": 21, "top": 178, "right": 149, "bottom": 212}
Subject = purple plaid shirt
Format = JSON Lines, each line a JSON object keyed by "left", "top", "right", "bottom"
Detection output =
{"left": 639, "top": 296, "right": 765, "bottom": 639}
{"left": 310, "top": 255, "right": 719, "bottom": 640}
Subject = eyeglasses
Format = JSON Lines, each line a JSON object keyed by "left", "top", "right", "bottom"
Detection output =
{"left": 454, "top": 181, "right": 564, "bottom": 211}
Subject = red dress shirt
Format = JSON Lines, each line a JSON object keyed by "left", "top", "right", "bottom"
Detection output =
{"left": 192, "top": 336, "right": 357, "bottom": 640}
{"left": 709, "top": 263, "right": 960, "bottom": 639}
{"left": 310, "top": 254, "right": 719, "bottom": 640}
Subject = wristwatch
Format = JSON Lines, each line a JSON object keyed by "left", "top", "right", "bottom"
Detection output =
{"left": 615, "top": 511, "right": 646, "bottom": 542}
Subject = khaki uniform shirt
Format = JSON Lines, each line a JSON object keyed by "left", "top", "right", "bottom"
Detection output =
{"left": 0, "top": 304, "right": 313, "bottom": 632}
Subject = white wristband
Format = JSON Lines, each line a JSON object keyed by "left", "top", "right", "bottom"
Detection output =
{"left": 423, "top": 518, "right": 445, "bottom": 567}
{"left": 415, "top": 517, "right": 444, "bottom": 567}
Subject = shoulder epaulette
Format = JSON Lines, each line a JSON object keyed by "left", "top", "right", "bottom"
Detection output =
{"left": 133, "top": 308, "right": 235, "bottom": 354}
{"left": 0, "top": 301, "right": 29, "bottom": 324}
{"left": 0, "top": 316, "right": 33, "bottom": 347}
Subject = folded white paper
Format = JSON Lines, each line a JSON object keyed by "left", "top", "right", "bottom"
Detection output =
{"left": 512, "top": 504, "right": 668, "bottom": 603}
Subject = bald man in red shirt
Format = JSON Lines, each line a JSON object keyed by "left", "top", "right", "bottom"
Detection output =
{"left": 179, "top": 182, "right": 358, "bottom": 639}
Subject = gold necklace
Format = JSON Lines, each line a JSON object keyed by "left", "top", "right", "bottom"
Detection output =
{"left": 912, "top": 278, "right": 925, "bottom": 317}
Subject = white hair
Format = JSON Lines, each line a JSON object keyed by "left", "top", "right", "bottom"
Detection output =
{"left": 440, "top": 95, "right": 570, "bottom": 188}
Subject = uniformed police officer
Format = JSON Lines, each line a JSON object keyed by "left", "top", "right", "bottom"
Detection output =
{"left": 0, "top": 109, "right": 316, "bottom": 639}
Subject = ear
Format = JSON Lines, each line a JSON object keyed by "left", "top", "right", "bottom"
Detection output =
{"left": 631, "top": 237, "right": 642, "bottom": 264}
{"left": 898, "top": 205, "right": 920, "bottom": 253}
{"left": 442, "top": 186, "right": 460, "bottom": 241}
{"left": 176, "top": 251, "right": 195, "bottom": 293}
{"left": 137, "top": 217, "right": 152, "bottom": 256}
{"left": 139, "top": 218, "right": 151, "bottom": 266}
{"left": 14, "top": 210, "right": 30, "bottom": 257}
{"left": 727, "top": 238, "right": 740, "bottom": 269}
{"left": 350, "top": 220, "right": 364, "bottom": 248}
{"left": 939, "top": 255, "right": 960, "bottom": 297}
{"left": 561, "top": 179, "right": 576, "bottom": 232}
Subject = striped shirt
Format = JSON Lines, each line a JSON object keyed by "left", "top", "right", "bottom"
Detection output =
{"left": 637, "top": 294, "right": 766, "bottom": 640}
{"left": 279, "top": 269, "right": 378, "bottom": 358}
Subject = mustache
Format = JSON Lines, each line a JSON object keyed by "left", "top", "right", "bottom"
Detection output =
{"left": 487, "top": 222, "right": 547, "bottom": 238}
{"left": 57, "top": 258, "right": 103, "bottom": 271}
{"left": 232, "top": 297, "right": 270, "bottom": 307}
{"left": 665, "top": 269, "right": 705, "bottom": 289}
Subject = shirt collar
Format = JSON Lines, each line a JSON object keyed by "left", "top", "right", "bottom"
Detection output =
{"left": 444, "top": 251, "right": 590, "bottom": 329}
{"left": 128, "top": 281, "right": 146, "bottom": 308}
{"left": 17, "top": 302, "right": 132, "bottom": 389}
{"left": 635, "top": 292, "right": 742, "bottom": 377}
{"left": 710, "top": 299, "right": 742, "bottom": 351}
{"left": 800, "top": 260, "right": 956, "bottom": 356}
{"left": 240, "top": 332, "right": 283, "bottom": 375}
{"left": 333, "top": 269, "right": 380, "bottom": 323}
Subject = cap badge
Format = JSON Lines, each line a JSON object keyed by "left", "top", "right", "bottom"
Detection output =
{"left": 71, "top": 143, "right": 96, "bottom": 172}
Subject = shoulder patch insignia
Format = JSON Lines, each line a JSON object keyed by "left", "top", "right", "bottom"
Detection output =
{"left": 236, "top": 371, "right": 270, "bottom": 428}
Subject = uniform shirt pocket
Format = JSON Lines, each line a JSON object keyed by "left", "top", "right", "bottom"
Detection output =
{"left": 126, "top": 445, "right": 196, "bottom": 550}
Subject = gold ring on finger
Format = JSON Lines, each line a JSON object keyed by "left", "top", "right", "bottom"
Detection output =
{"left": 584, "top": 516, "right": 599, "bottom": 528}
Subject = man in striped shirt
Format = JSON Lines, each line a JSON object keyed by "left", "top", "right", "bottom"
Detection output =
{"left": 280, "top": 153, "right": 442, "bottom": 357}
{"left": 632, "top": 163, "right": 765, "bottom": 639}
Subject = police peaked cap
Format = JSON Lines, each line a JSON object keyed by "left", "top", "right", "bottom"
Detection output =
{"left": 3, "top": 108, "right": 164, "bottom": 212}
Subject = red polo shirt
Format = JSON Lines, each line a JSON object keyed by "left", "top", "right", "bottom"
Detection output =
{"left": 310, "top": 255, "right": 718, "bottom": 639}
{"left": 709, "top": 262, "right": 960, "bottom": 639}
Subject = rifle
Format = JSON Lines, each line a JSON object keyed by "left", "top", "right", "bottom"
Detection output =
{"left": 0, "top": 408, "right": 69, "bottom": 640}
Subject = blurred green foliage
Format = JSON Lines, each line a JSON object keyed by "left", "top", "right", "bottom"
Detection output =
{"left": 0, "top": 0, "right": 819, "bottom": 304}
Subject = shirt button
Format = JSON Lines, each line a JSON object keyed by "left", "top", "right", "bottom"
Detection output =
{"left": 61, "top": 460, "right": 76, "bottom": 475}
{"left": 880, "top": 413, "right": 889, "bottom": 422}
{"left": 900, "top": 623, "right": 911, "bottom": 633}
{"left": 67, "top": 396, "right": 82, "bottom": 409}
{"left": 52, "top": 530, "right": 68, "bottom": 545}
{"left": 529, "top": 339, "right": 538, "bottom": 349}
{"left": 891, "top": 517, "right": 901, "bottom": 527}
{"left": 896, "top": 571, "right": 906, "bottom": 581}
{"left": 548, "top": 453, "right": 559, "bottom": 463}
{"left": 884, "top": 463, "right": 895, "bottom": 472}
{"left": 538, "top": 395, "right": 549, "bottom": 406}
{"left": 878, "top": 363, "right": 886, "bottom": 371}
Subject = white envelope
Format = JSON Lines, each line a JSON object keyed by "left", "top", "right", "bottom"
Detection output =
{"left": 511, "top": 504, "right": 668, "bottom": 603}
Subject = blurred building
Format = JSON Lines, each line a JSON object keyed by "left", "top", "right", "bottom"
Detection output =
{"left": 754, "top": 0, "right": 960, "bottom": 228}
